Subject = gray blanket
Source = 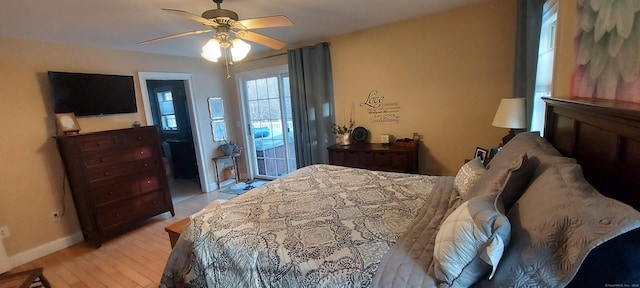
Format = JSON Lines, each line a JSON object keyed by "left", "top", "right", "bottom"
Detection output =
{"left": 371, "top": 176, "right": 462, "bottom": 288}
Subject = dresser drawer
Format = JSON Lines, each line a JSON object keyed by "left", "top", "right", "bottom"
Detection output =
{"left": 77, "top": 135, "right": 119, "bottom": 152}
{"left": 83, "top": 146, "right": 157, "bottom": 167}
{"left": 91, "top": 172, "right": 166, "bottom": 206}
{"left": 329, "top": 150, "right": 345, "bottom": 165}
{"left": 358, "top": 151, "right": 376, "bottom": 167}
{"left": 122, "top": 130, "right": 158, "bottom": 147}
{"left": 373, "top": 151, "right": 392, "bottom": 168}
{"left": 388, "top": 153, "right": 412, "bottom": 172}
{"left": 86, "top": 158, "right": 161, "bottom": 181}
{"left": 327, "top": 143, "right": 419, "bottom": 173}
{"left": 95, "top": 191, "right": 169, "bottom": 229}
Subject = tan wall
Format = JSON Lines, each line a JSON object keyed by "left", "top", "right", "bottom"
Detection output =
{"left": 330, "top": 0, "right": 516, "bottom": 175}
{"left": 0, "top": 37, "right": 230, "bottom": 256}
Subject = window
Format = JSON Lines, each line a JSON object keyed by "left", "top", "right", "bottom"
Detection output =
{"left": 531, "top": 0, "right": 558, "bottom": 135}
{"left": 157, "top": 90, "right": 177, "bottom": 131}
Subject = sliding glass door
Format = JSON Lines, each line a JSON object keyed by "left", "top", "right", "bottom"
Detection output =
{"left": 238, "top": 66, "right": 296, "bottom": 180}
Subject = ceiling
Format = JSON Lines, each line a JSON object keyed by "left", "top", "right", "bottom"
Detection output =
{"left": 0, "top": 0, "right": 488, "bottom": 59}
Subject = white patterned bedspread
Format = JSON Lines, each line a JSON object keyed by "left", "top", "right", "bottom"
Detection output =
{"left": 160, "top": 164, "right": 451, "bottom": 288}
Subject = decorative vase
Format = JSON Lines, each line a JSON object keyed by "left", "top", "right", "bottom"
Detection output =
{"left": 337, "top": 133, "right": 351, "bottom": 145}
{"left": 219, "top": 143, "right": 238, "bottom": 156}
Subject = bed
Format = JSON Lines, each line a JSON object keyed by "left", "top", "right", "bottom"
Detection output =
{"left": 160, "top": 97, "right": 640, "bottom": 288}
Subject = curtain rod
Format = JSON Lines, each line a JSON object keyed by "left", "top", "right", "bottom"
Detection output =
{"left": 244, "top": 52, "right": 287, "bottom": 63}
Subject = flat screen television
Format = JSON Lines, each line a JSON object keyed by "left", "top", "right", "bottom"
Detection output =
{"left": 48, "top": 71, "right": 137, "bottom": 116}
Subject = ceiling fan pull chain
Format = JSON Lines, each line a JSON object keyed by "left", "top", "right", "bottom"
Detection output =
{"left": 224, "top": 49, "right": 231, "bottom": 79}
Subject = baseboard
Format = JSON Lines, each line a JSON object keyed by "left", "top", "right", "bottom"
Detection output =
{"left": 8, "top": 231, "right": 84, "bottom": 269}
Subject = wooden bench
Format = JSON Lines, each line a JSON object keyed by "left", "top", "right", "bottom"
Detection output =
{"left": 0, "top": 267, "right": 51, "bottom": 288}
{"left": 164, "top": 199, "right": 227, "bottom": 248}
{"left": 164, "top": 217, "right": 191, "bottom": 249}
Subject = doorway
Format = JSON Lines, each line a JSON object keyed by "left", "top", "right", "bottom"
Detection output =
{"left": 238, "top": 66, "right": 297, "bottom": 180}
{"left": 138, "top": 72, "right": 211, "bottom": 194}
{"left": 146, "top": 80, "right": 199, "bottom": 180}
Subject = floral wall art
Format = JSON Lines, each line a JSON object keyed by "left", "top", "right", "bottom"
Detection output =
{"left": 572, "top": 0, "right": 640, "bottom": 102}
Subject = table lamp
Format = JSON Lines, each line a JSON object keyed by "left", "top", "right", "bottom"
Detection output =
{"left": 492, "top": 98, "right": 526, "bottom": 144}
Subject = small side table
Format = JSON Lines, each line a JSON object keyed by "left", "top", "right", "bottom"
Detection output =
{"left": 212, "top": 151, "right": 241, "bottom": 189}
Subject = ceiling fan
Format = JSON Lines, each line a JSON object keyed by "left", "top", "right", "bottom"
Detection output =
{"left": 139, "top": 0, "right": 293, "bottom": 63}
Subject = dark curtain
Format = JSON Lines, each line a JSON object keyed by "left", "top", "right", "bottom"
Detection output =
{"left": 513, "top": 0, "right": 544, "bottom": 130}
{"left": 288, "top": 42, "right": 334, "bottom": 168}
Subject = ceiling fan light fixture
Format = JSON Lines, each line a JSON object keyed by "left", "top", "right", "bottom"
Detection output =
{"left": 230, "top": 38, "right": 251, "bottom": 61}
{"left": 201, "top": 38, "right": 221, "bottom": 62}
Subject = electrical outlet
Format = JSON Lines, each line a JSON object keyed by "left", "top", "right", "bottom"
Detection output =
{"left": 52, "top": 211, "right": 61, "bottom": 222}
{"left": 0, "top": 226, "right": 9, "bottom": 238}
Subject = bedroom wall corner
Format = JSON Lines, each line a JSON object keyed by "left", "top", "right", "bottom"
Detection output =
{"left": 329, "top": 0, "right": 516, "bottom": 176}
{"left": 0, "top": 36, "right": 230, "bottom": 260}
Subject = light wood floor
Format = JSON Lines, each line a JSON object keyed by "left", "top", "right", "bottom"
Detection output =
{"left": 5, "top": 188, "right": 236, "bottom": 288}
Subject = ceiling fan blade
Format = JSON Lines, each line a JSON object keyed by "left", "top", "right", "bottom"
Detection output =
{"left": 235, "top": 15, "right": 293, "bottom": 30}
{"left": 163, "top": 8, "right": 219, "bottom": 27}
{"left": 138, "top": 29, "right": 212, "bottom": 45}
{"left": 236, "top": 30, "right": 286, "bottom": 50}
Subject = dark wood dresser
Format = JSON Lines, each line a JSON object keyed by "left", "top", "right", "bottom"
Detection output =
{"left": 327, "top": 142, "right": 419, "bottom": 173}
{"left": 56, "top": 126, "right": 175, "bottom": 246}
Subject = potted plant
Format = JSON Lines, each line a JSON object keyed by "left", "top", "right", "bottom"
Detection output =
{"left": 331, "top": 120, "right": 355, "bottom": 145}
{"left": 219, "top": 140, "right": 240, "bottom": 156}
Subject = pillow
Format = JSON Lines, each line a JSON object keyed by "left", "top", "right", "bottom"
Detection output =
{"left": 454, "top": 157, "right": 487, "bottom": 199}
{"left": 475, "top": 161, "right": 640, "bottom": 287}
{"left": 486, "top": 132, "right": 559, "bottom": 171}
{"left": 433, "top": 194, "right": 511, "bottom": 288}
{"left": 465, "top": 153, "right": 534, "bottom": 211}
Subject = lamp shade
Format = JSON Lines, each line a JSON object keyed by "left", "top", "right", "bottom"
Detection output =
{"left": 492, "top": 98, "right": 526, "bottom": 129}
{"left": 201, "top": 39, "right": 221, "bottom": 62}
{"left": 231, "top": 38, "right": 251, "bottom": 61}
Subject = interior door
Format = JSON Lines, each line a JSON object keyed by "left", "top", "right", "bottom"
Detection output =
{"left": 240, "top": 70, "right": 296, "bottom": 180}
{"left": 146, "top": 80, "right": 199, "bottom": 179}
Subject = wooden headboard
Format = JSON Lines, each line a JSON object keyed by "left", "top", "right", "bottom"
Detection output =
{"left": 543, "top": 97, "right": 640, "bottom": 211}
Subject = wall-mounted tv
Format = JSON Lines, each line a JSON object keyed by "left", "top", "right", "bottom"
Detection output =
{"left": 48, "top": 71, "right": 137, "bottom": 116}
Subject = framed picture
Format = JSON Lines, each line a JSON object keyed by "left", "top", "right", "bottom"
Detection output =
{"left": 211, "top": 120, "right": 227, "bottom": 142}
{"left": 208, "top": 97, "right": 224, "bottom": 120}
{"left": 474, "top": 147, "right": 488, "bottom": 164}
{"left": 55, "top": 113, "right": 81, "bottom": 135}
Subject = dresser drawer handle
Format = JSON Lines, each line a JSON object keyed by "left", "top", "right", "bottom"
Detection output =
{"left": 143, "top": 163, "right": 149, "bottom": 167}
{"left": 108, "top": 191, "right": 114, "bottom": 195}
{"left": 152, "top": 200, "right": 157, "bottom": 205}
{"left": 104, "top": 172, "right": 110, "bottom": 176}
{"left": 147, "top": 180, "right": 151, "bottom": 184}
{"left": 139, "top": 151, "right": 144, "bottom": 155}
{"left": 96, "top": 142, "right": 101, "bottom": 146}
{"left": 115, "top": 213, "right": 120, "bottom": 217}
{"left": 137, "top": 136, "right": 143, "bottom": 141}
{"left": 100, "top": 158, "right": 106, "bottom": 163}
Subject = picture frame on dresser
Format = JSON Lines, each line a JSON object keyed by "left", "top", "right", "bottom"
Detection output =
{"left": 474, "top": 147, "right": 488, "bottom": 164}
{"left": 55, "top": 113, "right": 80, "bottom": 135}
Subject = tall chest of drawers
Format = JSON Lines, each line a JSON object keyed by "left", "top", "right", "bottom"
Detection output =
{"left": 57, "top": 126, "right": 175, "bottom": 246}
{"left": 327, "top": 142, "right": 419, "bottom": 173}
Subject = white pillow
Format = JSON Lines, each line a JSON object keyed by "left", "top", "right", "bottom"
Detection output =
{"left": 454, "top": 157, "right": 486, "bottom": 199}
{"left": 433, "top": 194, "right": 511, "bottom": 288}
